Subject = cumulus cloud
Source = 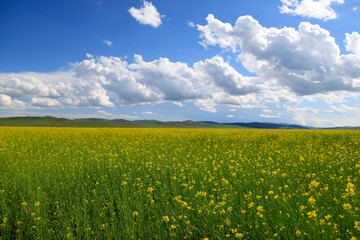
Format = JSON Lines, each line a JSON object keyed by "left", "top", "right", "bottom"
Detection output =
{"left": 279, "top": 0, "right": 344, "bottom": 21}
{"left": 130, "top": 55, "right": 201, "bottom": 101}
{"left": 0, "top": 94, "right": 27, "bottom": 109}
{"left": 30, "top": 98, "right": 63, "bottom": 108}
{"left": 193, "top": 56, "right": 259, "bottom": 95}
{"left": 197, "top": 14, "right": 360, "bottom": 96}
{"left": 128, "top": 1, "right": 163, "bottom": 28}
{"left": 345, "top": 32, "right": 360, "bottom": 55}
{"left": 0, "top": 54, "right": 258, "bottom": 110}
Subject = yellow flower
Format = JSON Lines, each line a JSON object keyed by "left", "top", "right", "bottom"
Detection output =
{"left": 325, "top": 215, "right": 332, "bottom": 220}
{"left": 343, "top": 203, "right": 352, "bottom": 210}
{"left": 257, "top": 206, "right": 264, "bottom": 212}
{"left": 163, "top": 216, "right": 170, "bottom": 222}
{"left": 296, "top": 230, "right": 301, "bottom": 236}
{"left": 268, "top": 190, "right": 274, "bottom": 195}
{"left": 170, "top": 225, "right": 176, "bottom": 229}
{"left": 248, "top": 202, "right": 255, "bottom": 208}
{"left": 355, "top": 221, "right": 360, "bottom": 231}
{"left": 308, "top": 196, "right": 316, "bottom": 205}
{"left": 224, "top": 218, "right": 231, "bottom": 226}
{"left": 35, "top": 202, "right": 40, "bottom": 207}
{"left": 307, "top": 210, "right": 317, "bottom": 219}
{"left": 235, "top": 232, "right": 243, "bottom": 238}
{"left": 309, "top": 180, "right": 320, "bottom": 188}
{"left": 21, "top": 202, "right": 27, "bottom": 206}
{"left": 133, "top": 211, "right": 138, "bottom": 216}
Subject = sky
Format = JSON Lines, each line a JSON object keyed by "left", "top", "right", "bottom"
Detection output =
{"left": 0, "top": 0, "right": 360, "bottom": 127}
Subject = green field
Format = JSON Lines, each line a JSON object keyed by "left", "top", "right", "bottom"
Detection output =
{"left": 0, "top": 128, "right": 359, "bottom": 239}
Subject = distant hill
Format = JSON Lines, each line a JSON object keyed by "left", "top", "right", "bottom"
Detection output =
{"left": 323, "top": 126, "right": 360, "bottom": 130}
{"left": 0, "top": 116, "right": 358, "bottom": 129}
{"left": 0, "top": 116, "right": 244, "bottom": 128}
{"left": 226, "top": 122, "right": 311, "bottom": 129}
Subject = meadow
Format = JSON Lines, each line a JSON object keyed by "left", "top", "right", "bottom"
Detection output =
{"left": 0, "top": 128, "right": 359, "bottom": 239}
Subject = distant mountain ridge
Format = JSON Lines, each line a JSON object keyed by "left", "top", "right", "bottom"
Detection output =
{"left": 0, "top": 116, "right": 358, "bottom": 129}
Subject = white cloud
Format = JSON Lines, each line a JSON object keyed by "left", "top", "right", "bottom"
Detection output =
{"left": 0, "top": 94, "right": 12, "bottom": 107}
{"left": 279, "top": 0, "right": 344, "bottom": 21}
{"left": 259, "top": 113, "right": 280, "bottom": 118}
{"left": 187, "top": 20, "right": 195, "bottom": 28}
{"left": 345, "top": 32, "right": 360, "bottom": 55}
{"left": 197, "top": 14, "right": 360, "bottom": 96}
{"left": 0, "top": 94, "right": 27, "bottom": 109}
{"left": 193, "top": 56, "right": 259, "bottom": 95}
{"left": 142, "top": 111, "right": 154, "bottom": 115}
{"left": 103, "top": 39, "right": 113, "bottom": 47}
{"left": 353, "top": 7, "right": 358, "bottom": 11}
{"left": 0, "top": 54, "right": 259, "bottom": 111}
{"left": 194, "top": 99, "right": 217, "bottom": 113}
{"left": 128, "top": 1, "right": 163, "bottom": 28}
{"left": 226, "top": 115, "right": 234, "bottom": 118}
{"left": 30, "top": 98, "right": 63, "bottom": 108}
{"left": 96, "top": 110, "right": 138, "bottom": 119}
{"left": 129, "top": 54, "right": 201, "bottom": 101}
{"left": 259, "top": 109, "right": 282, "bottom": 118}
{"left": 0, "top": 110, "right": 138, "bottom": 120}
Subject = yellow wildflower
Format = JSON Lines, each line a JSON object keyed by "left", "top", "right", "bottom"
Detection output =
{"left": 343, "top": 203, "right": 352, "bottom": 210}
{"left": 235, "top": 232, "right": 243, "bottom": 238}
{"left": 307, "top": 210, "right": 317, "bottom": 219}
{"left": 309, "top": 180, "right": 320, "bottom": 188}
{"left": 308, "top": 196, "right": 316, "bottom": 205}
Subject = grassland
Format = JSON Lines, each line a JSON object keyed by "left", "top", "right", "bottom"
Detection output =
{"left": 0, "top": 128, "right": 359, "bottom": 239}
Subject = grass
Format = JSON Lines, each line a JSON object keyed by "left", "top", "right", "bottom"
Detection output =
{"left": 0, "top": 128, "right": 359, "bottom": 239}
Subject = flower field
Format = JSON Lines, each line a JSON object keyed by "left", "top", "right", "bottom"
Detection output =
{"left": 0, "top": 127, "right": 359, "bottom": 239}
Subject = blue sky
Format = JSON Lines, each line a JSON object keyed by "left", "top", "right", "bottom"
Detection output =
{"left": 1, "top": 0, "right": 360, "bottom": 127}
